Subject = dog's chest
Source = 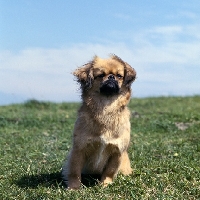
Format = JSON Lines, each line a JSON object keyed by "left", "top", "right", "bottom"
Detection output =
{"left": 94, "top": 140, "right": 107, "bottom": 168}
{"left": 94, "top": 135, "right": 121, "bottom": 158}
{"left": 99, "top": 134, "right": 121, "bottom": 148}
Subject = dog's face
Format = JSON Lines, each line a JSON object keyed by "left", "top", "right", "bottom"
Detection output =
{"left": 74, "top": 55, "right": 136, "bottom": 96}
{"left": 93, "top": 57, "right": 125, "bottom": 96}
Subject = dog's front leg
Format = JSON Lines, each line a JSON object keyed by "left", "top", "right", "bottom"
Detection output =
{"left": 67, "top": 149, "right": 85, "bottom": 189}
{"left": 101, "top": 152, "right": 121, "bottom": 187}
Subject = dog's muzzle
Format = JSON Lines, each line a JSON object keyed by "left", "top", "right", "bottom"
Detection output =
{"left": 100, "top": 75, "right": 119, "bottom": 96}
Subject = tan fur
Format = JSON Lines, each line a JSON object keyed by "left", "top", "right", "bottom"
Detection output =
{"left": 62, "top": 54, "right": 136, "bottom": 189}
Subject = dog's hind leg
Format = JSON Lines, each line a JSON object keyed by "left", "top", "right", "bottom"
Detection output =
{"left": 119, "top": 151, "right": 133, "bottom": 175}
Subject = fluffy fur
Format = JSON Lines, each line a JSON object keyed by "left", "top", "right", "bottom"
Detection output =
{"left": 61, "top": 54, "right": 136, "bottom": 189}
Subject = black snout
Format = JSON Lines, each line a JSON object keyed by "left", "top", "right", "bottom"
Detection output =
{"left": 108, "top": 74, "right": 115, "bottom": 80}
{"left": 100, "top": 75, "right": 119, "bottom": 96}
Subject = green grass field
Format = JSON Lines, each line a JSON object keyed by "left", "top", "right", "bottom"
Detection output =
{"left": 0, "top": 96, "right": 200, "bottom": 199}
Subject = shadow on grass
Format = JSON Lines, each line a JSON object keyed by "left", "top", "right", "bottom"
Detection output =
{"left": 15, "top": 172, "right": 62, "bottom": 189}
{"left": 15, "top": 172, "right": 101, "bottom": 189}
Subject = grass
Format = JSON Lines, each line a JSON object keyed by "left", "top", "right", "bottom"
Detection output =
{"left": 0, "top": 96, "right": 200, "bottom": 199}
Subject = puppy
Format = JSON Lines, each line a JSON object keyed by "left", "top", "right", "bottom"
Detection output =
{"left": 62, "top": 55, "right": 136, "bottom": 189}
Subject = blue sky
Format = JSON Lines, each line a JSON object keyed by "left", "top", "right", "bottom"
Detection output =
{"left": 1, "top": 0, "right": 200, "bottom": 105}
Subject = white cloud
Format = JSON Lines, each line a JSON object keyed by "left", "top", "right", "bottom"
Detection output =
{"left": 178, "top": 11, "right": 197, "bottom": 19}
{"left": 0, "top": 44, "right": 135, "bottom": 103}
{"left": 1, "top": 23, "right": 200, "bottom": 104}
{"left": 151, "top": 26, "right": 183, "bottom": 35}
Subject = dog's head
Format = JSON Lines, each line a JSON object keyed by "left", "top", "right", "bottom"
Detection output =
{"left": 73, "top": 55, "right": 136, "bottom": 96}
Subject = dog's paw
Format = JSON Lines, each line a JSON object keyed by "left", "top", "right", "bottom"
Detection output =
{"left": 120, "top": 167, "right": 133, "bottom": 175}
{"left": 67, "top": 179, "right": 81, "bottom": 190}
{"left": 67, "top": 186, "right": 80, "bottom": 190}
{"left": 101, "top": 177, "right": 113, "bottom": 187}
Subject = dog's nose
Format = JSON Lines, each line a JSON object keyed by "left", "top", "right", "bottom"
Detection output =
{"left": 108, "top": 74, "right": 115, "bottom": 80}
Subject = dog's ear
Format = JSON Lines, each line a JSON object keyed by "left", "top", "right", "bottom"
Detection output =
{"left": 73, "top": 62, "right": 94, "bottom": 90}
{"left": 124, "top": 62, "right": 136, "bottom": 87}
{"left": 111, "top": 54, "right": 136, "bottom": 87}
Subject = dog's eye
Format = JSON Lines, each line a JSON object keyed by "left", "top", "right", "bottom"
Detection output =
{"left": 97, "top": 73, "right": 105, "bottom": 78}
{"left": 117, "top": 74, "right": 123, "bottom": 78}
